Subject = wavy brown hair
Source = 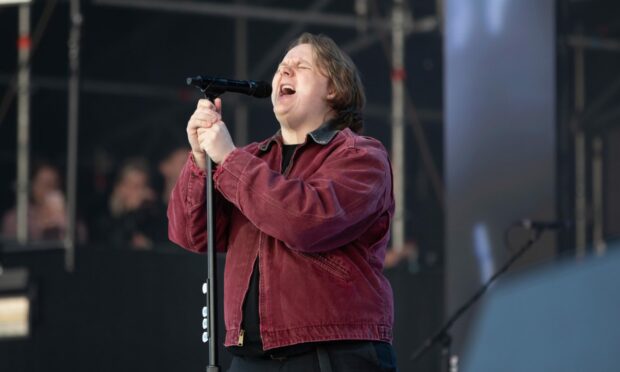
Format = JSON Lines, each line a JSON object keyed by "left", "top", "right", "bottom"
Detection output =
{"left": 287, "top": 33, "right": 365, "bottom": 133}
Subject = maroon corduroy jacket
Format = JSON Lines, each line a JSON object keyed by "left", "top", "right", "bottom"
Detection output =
{"left": 167, "top": 123, "right": 395, "bottom": 350}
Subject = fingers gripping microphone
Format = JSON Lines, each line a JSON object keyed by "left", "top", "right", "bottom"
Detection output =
{"left": 186, "top": 75, "right": 272, "bottom": 99}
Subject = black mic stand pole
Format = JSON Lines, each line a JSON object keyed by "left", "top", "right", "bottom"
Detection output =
{"left": 187, "top": 77, "right": 271, "bottom": 371}
{"left": 411, "top": 225, "right": 546, "bottom": 372}
{"left": 194, "top": 88, "right": 221, "bottom": 372}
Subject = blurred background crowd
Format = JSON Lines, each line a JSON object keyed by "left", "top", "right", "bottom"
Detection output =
{"left": 1, "top": 145, "right": 418, "bottom": 266}
{"left": 1, "top": 145, "right": 190, "bottom": 251}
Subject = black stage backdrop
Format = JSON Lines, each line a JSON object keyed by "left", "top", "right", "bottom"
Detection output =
{"left": 0, "top": 247, "right": 217, "bottom": 372}
{"left": 0, "top": 246, "right": 442, "bottom": 372}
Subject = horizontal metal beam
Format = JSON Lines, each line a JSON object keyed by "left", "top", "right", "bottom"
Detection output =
{"left": 0, "top": 73, "right": 185, "bottom": 100}
{"left": 0, "top": 0, "right": 32, "bottom": 7}
{"left": 0, "top": 73, "right": 443, "bottom": 122}
{"left": 94, "top": 0, "right": 437, "bottom": 33}
{"left": 342, "top": 15, "right": 437, "bottom": 55}
{"left": 567, "top": 35, "right": 620, "bottom": 52}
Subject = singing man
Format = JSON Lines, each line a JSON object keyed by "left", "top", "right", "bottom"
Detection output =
{"left": 168, "top": 33, "right": 397, "bottom": 372}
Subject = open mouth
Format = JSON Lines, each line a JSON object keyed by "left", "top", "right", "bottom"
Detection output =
{"left": 279, "top": 84, "right": 296, "bottom": 97}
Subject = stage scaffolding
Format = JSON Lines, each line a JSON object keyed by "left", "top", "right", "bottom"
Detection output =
{"left": 3, "top": 0, "right": 82, "bottom": 271}
{"left": 8, "top": 0, "right": 618, "bottom": 268}
{"left": 4, "top": 0, "right": 444, "bottom": 268}
{"left": 567, "top": 31, "right": 620, "bottom": 257}
{"left": 92, "top": 0, "right": 441, "bottom": 253}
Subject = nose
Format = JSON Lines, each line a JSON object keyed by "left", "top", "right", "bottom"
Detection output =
{"left": 280, "top": 65, "right": 293, "bottom": 77}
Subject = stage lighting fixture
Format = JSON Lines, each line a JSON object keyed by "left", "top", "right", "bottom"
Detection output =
{"left": 0, "top": 267, "right": 32, "bottom": 339}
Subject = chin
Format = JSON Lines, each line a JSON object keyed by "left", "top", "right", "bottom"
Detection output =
{"left": 274, "top": 106, "right": 293, "bottom": 120}
{"left": 273, "top": 111, "right": 288, "bottom": 127}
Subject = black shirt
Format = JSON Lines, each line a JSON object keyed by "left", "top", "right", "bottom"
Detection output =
{"left": 229, "top": 144, "right": 298, "bottom": 357}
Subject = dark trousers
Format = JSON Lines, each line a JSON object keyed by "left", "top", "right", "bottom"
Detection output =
{"left": 227, "top": 341, "right": 398, "bottom": 372}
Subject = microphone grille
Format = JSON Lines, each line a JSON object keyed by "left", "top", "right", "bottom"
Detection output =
{"left": 253, "top": 82, "right": 272, "bottom": 98}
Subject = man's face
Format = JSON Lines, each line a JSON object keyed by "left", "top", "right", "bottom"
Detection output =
{"left": 271, "top": 43, "right": 334, "bottom": 128}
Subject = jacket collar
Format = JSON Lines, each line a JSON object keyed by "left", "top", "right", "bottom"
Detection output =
{"left": 259, "top": 120, "right": 340, "bottom": 152}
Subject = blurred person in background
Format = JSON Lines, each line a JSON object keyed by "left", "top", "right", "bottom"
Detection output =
{"left": 98, "top": 158, "right": 165, "bottom": 250}
{"left": 384, "top": 241, "right": 418, "bottom": 270}
{"left": 168, "top": 33, "right": 397, "bottom": 371}
{"left": 1, "top": 162, "right": 86, "bottom": 242}
{"left": 158, "top": 146, "right": 190, "bottom": 205}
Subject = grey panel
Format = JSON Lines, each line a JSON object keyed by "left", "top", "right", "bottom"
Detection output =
{"left": 462, "top": 245, "right": 620, "bottom": 372}
{"left": 445, "top": 0, "right": 556, "bottom": 354}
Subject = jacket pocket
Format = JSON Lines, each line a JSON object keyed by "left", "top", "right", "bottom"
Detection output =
{"left": 294, "top": 251, "right": 352, "bottom": 282}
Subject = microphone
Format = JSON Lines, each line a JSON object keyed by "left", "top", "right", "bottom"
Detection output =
{"left": 186, "top": 75, "right": 272, "bottom": 98}
{"left": 519, "top": 219, "right": 573, "bottom": 231}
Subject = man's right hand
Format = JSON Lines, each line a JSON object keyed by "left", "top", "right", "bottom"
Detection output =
{"left": 186, "top": 98, "right": 222, "bottom": 169}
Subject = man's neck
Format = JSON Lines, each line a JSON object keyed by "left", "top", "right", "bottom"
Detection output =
{"left": 280, "top": 126, "right": 311, "bottom": 145}
{"left": 279, "top": 114, "right": 334, "bottom": 145}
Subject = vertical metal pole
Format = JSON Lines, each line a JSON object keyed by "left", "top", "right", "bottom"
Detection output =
{"left": 65, "top": 0, "right": 82, "bottom": 271}
{"left": 234, "top": 2, "right": 248, "bottom": 146}
{"left": 16, "top": 4, "right": 31, "bottom": 245}
{"left": 354, "top": 0, "right": 368, "bottom": 33}
{"left": 592, "top": 137, "right": 605, "bottom": 255}
{"left": 205, "top": 158, "right": 219, "bottom": 372}
{"left": 435, "top": 0, "right": 444, "bottom": 34}
{"left": 574, "top": 28, "right": 587, "bottom": 257}
{"left": 199, "top": 92, "right": 220, "bottom": 372}
{"left": 391, "top": 0, "right": 406, "bottom": 252}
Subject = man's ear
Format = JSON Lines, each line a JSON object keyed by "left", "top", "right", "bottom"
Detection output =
{"left": 326, "top": 88, "right": 336, "bottom": 100}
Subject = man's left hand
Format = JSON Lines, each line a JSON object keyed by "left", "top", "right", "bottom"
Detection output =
{"left": 196, "top": 98, "right": 237, "bottom": 164}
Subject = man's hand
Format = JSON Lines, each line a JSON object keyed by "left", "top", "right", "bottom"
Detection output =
{"left": 186, "top": 98, "right": 236, "bottom": 167}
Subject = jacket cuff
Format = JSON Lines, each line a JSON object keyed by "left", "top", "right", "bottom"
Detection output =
{"left": 189, "top": 152, "right": 207, "bottom": 177}
{"left": 213, "top": 148, "right": 254, "bottom": 208}
{"left": 187, "top": 152, "right": 207, "bottom": 210}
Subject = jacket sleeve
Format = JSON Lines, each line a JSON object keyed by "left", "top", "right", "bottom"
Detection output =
{"left": 167, "top": 153, "right": 231, "bottom": 253}
{"left": 212, "top": 140, "right": 393, "bottom": 253}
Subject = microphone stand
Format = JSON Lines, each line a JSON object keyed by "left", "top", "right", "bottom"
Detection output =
{"left": 186, "top": 76, "right": 271, "bottom": 371}
{"left": 411, "top": 225, "right": 546, "bottom": 372}
{"left": 189, "top": 85, "right": 221, "bottom": 372}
